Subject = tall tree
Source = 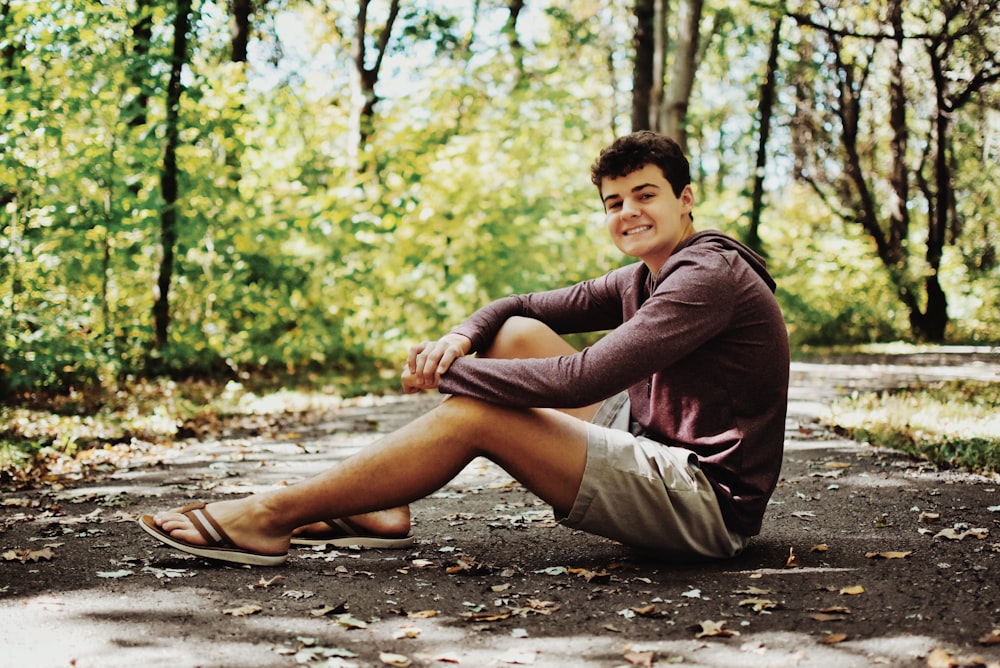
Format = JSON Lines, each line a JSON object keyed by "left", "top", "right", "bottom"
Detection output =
{"left": 747, "top": 14, "right": 782, "bottom": 255}
{"left": 631, "top": 0, "right": 656, "bottom": 131}
{"left": 153, "top": 0, "right": 192, "bottom": 351}
{"left": 230, "top": 0, "right": 252, "bottom": 62}
{"left": 352, "top": 0, "right": 401, "bottom": 167}
{"left": 659, "top": 0, "right": 703, "bottom": 150}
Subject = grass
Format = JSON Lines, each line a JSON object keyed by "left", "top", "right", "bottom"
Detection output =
{"left": 826, "top": 379, "right": 1000, "bottom": 474}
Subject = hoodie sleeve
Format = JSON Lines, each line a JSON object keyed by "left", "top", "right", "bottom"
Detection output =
{"left": 438, "top": 252, "right": 739, "bottom": 408}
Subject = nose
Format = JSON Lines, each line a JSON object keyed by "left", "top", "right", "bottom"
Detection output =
{"left": 620, "top": 198, "right": 640, "bottom": 217}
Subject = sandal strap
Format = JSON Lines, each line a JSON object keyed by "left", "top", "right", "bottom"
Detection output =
{"left": 179, "top": 502, "right": 235, "bottom": 549}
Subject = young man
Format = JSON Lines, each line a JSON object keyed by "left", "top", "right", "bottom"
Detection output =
{"left": 139, "top": 131, "right": 790, "bottom": 566}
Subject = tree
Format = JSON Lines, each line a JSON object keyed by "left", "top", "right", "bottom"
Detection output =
{"left": 747, "top": 13, "right": 783, "bottom": 255}
{"left": 352, "top": 0, "right": 401, "bottom": 168}
{"left": 153, "top": 0, "right": 192, "bottom": 351}
{"left": 787, "top": 0, "right": 999, "bottom": 341}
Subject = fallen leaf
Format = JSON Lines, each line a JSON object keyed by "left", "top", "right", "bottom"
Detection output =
{"left": 980, "top": 629, "right": 1000, "bottom": 645}
{"left": 681, "top": 588, "right": 703, "bottom": 598}
{"left": 919, "top": 511, "right": 941, "bottom": 523}
{"left": 431, "top": 654, "right": 461, "bottom": 664}
{"left": 821, "top": 633, "right": 848, "bottom": 644}
{"left": 3, "top": 547, "right": 55, "bottom": 563}
{"left": 446, "top": 555, "right": 491, "bottom": 575}
{"left": 251, "top": 575, "right": 285, "bottom": 589}
{"left": 818, "top": 606, "right": 852, "bottom": 614}
{"left": 739, "top": 598, "right": 778, "bottom": 612}
{"left": 785, "top": 547, "right": 799, "bottom": 568}
{"left": 927, "top": 647, "right": 957, "bottom": 668}
{"left": 96, "top": 569, "right": 133, "bottom": 578}
{"left": 282, "top": 590, "right": 314, "bottom": 599}
{"left": 223, "top": 604, "right": 262, "bottom": 616}
{"left": 823, "top": 461, "right": 851, "bottom": 470}
{"left": 623, "top": 650, "right": 654, "bottom": 667}
{"left": 809, "top": 612, "right": 846, "bottom": 622}
{"left": 839, "top": 585, "right": 865, "bottom": 596}
{"left": 464, "top": 611, "right": 511, "bottom": 622}
{"left": 334, "top": 613, "right": 368, "bottom": 629}
{"left": 393, "top": 625, "right": 421, "bottom": 639}
{"left": 511, "top": 599, "right": 561, "bottom": 617}
{"left": 407, "top": 609, "right": 439, "bottom": 619}
{"left": 735, "top": 586, "right": 774, "bottom": 595}
{"left": 810, "top": 544, "right": 829, "bottom": 552}
{"left": 567, "top": 566, "right": 610, "bottom": 582}
{"left": 935, "top": 527, "right": 989, "bottom": 541}
{"left": 865, "top": 551, "right": 912, "bottom": 559}
{"left": 690, "top": 620, "right": 738, "bottom": 638}
{"left": 792, "top": 511, "right": 816, "bottom": 520}
{"left": 379, "top": 651, "right": 412, "bottom": 667}
{"left": 629, "top": 604, "right": 657, "bottom": 616}
{"left": 141, "top": 566, "right": 192, "bottom": 579}
{"left": 309, "top": 605, "right": 338, "bottom": 617}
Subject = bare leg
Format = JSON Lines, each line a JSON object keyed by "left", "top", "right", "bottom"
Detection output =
{"left": 154, "top": 318, "right": 601, "bottom": 554}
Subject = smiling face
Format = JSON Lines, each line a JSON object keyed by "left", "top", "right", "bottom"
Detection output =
{"left": 601, "top": 163, "right": 696, "bottom": 275}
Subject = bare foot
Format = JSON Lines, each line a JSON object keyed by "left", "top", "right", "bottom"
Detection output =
{"left": 154, "top": 498, "right": 290, "bottom": 556}
{"left": 293, "top": 506, "right": 411, "bottom": 538}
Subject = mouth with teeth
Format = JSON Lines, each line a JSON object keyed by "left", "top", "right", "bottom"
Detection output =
{"left": 623, "top": 225, "right": 652, "bottom": 236}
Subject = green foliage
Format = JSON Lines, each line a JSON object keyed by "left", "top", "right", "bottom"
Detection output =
{"left": 1, "top": 0, "right": 997, "bottom": 403}
{"left": 828, "top": 380, "right": 1000, "bottom": 473}
{"left": 754, "top": 184, "right": 906, "bottom": 346}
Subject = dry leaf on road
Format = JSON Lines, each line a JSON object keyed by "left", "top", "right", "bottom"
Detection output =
{"left": 223, "top": 604, "right": 262, "bottom": 616}
{"left": 3, "top": 547, "right": 54, "bottom": 563}
{"left": 865, "top": 551, "right": 912, "bottom": 559}
{"left": 690, "top": 620, "right": 739, "bottom": 638}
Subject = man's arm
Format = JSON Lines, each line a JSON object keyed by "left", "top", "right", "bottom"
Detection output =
{"left": 402, "top": 333, "right": 472, "bottom": 393}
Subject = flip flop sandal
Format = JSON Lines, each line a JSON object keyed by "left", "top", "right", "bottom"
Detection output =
{"left": 138, "top": 502, "right": 288, "bottom": 567}
{"left": 290, "top": 517, "right": 416, "bottom": 549}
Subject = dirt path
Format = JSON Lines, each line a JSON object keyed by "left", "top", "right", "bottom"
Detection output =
{"left": 2, "top": 350, "right": 999, "bottom": 668}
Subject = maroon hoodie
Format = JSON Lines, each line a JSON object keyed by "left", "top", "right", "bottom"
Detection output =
{"left": 439, "top": 230, "right": 790, "bottom": 536}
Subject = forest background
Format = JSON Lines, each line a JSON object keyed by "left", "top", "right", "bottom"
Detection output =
{"left": 1, "top": 0, "right": 998, "bottom": 406}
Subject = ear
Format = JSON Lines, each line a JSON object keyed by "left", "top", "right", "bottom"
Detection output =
{"left": 679, "top": 184, "right": 695, "bottom": 213}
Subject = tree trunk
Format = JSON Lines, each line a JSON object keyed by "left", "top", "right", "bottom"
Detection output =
{"left": 504, "top": 0, "right": 525, "bottom": 80}
{"left": 352, "top": 0, "right": 401, "bottom": 168}
{"left": 127, "top": 0, "right": 153, "bottom": 128}
{"left": 747, "top": 15, "right": 781, "bottom": 256}
{"left": 153, "top": 0, "right": 191, "bottom": 351}
{"left": 630, "top": 0, "right": 655, "bottom": 132}
{"left": 660, "top": 0, "right": 703, "bottom": 152}
{"left": 230, "top": 0, "right": 251, "bottom": 63}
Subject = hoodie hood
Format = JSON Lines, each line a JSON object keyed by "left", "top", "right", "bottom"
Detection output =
{"left": 665, "top": 230, "right": 776, "bottom": 292}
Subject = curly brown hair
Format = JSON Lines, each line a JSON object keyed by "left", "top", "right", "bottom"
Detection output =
{"left": 590, "top": 131, "right": 691, "bottom": 198}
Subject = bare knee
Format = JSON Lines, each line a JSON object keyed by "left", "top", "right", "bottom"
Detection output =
{"left": 485, "top": 316, "right": 574, "bottom": 359}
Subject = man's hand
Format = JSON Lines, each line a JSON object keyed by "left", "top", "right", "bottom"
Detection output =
{"left": 402, "top": 333, "right": 472, "bottom": 393}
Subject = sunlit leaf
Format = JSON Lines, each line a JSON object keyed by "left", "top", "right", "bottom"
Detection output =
{"left": 3, "top": 547, "right": 55, "bottom": 563}
{"left": 865, "top": 551, "right": 912, "bottom": 559}
{"left": 223, "top": 604, "right": 262, "bottom": 616}
{"left": 379, "top": 651, "right": 412, "bottom": 667}
{"left": 690, "top": 620, "right": 738, "bottom": 638}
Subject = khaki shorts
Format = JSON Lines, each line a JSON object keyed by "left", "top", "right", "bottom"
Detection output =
{"left": 560, "top": 392, "right": 750, "bottom": 559}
